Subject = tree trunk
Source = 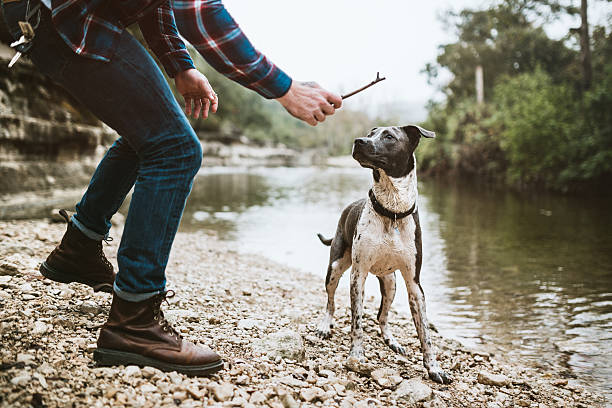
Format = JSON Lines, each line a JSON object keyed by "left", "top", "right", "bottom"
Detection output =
{"left": 579, "top": 0, "right": 592, "bottom": 90}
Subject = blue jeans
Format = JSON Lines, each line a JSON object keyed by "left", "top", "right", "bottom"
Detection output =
{"left": 2, "top": 3, "right": 202, "bottom": 301}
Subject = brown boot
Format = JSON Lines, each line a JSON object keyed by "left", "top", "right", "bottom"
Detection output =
{"left": 39, "top": 210, "right": 115, "bottom": 293}
{"left": 94, "top": 291, "right": 223, "bottom": 376}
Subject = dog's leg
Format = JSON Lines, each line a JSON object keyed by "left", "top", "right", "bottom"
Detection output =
{"left": 349, "top": 262, "right": 368, "bottom": 360}
{"left": 377, "top": 272, "right": 406, "bottom": 355}
{"left": 316, "top": 251, "right": 351, "bottom": 339}
{"left": 404, "top": 277, "right": 452, "bottom": 384}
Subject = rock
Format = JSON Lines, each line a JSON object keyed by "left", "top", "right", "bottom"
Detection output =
{"left": 141, "top": 366, "right": 160, "bottom": 379}
{"left": 123, "top": 365, "right": 141, "bottom": 379}
{"left": 53, "top": 316, "right": 75, "bottom": 329}
{"left": 279, "top": 375, "right": 307, "bottom": 388}
{"left": 59, "top": 288, "right": 75, "bottom": 299}
{"left": 237, "top": 318, "right": 265, "bottom": 330}
{"left": 355, "top": 398, "right": 382, "bottom": 407}
{"left": 279, "top": 392, "right": 299, "bottom": 408}
{"left": 344, "top": 356, "right": 374, "bottom": 375}
{"left": 10, "top": 372, "right": 32, "bottom": 386}
{"left": 139, "top": 384, "right": 157, "bottom": 393}
{"left": 172, "top": 391, "right": 187, "bottom": 402}
{"left": 299, "top": 387, "right": 325, "bottom": 402}
{"left": 211, "top": 382, "right": 234, "bottom": 402}
{"left": 168, "top": 371, "right": 183, "bottom": 385}
{"left": 186, "top": 386, "right": 203, "bottom": 400}
{"left": 252, "top": 330, "right": 305, "bottom": 362}
{"left": 250, "top": 391, "right": 266, "bottom": 404}
{"left": 78, "top": 300, "right": 101, "bottom": 315}
{"left": 16, "top": 353, "right": 36, "bottom": 365}
{"left": 477, "top": 371, "right": 511, "bottom": 387}
{"left": 0, "top": 262, "right": 19, "bottom": 276}
{"left": 32, "top": 372, "right": 48, "bottom": 389}
{"left": 391, "top": 378, "right": 433, "bottom": 406}
{"left": 423, "top": 396, "right": 448, "bottom": 408}
{"left": 31, "top": 321, "right": 50, "bottom": 335}
{"left": 370, "top": 368, "right": 403, "bottom": 389}
{"left": 318, "top": 369, "right": 335, "bottom": 378}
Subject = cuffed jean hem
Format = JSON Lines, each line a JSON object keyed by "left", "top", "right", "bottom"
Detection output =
{"left": 71, "top": 215, "right": 109, "bottom": 241}
{"left": 113, "top": 282, "right": 163, "bottom": 302}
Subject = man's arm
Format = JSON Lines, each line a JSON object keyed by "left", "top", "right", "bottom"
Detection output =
{"left": 139, "top": 2, "right": 218, "bottom": 118}
{"left": 172, "top": 0, "right": 341, "bottom": 125}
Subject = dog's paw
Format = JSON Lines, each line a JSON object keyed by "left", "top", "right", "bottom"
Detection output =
{"left": 315, "top": 318, "right": 333, "bottom": 339}
{"left": 348, "top": 347, "right": 365, "bottom": 361}
{"left": 315, "top": 328, "right": 332, "bottom": 339}
{"left": 384, "top": 339, "right": 407, "bottom": 355}
{"left": 428, "top": 367, "right": 453, "bottom": 384}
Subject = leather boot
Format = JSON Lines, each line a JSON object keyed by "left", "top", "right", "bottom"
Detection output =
{"left": 94, "top": 291, "right": 223, "bottom": 376}
{"left": 39, "top": 209, "right": 115, "bottom": 293}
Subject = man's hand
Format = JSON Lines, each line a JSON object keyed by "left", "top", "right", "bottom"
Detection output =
{"left": 175, "top": 69, "right": 218, "bottom": 119}
{"left": 276, "top": 81, "right": 342, "bottom": 126}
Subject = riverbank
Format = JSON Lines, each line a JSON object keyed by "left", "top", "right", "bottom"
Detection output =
{"left": 0, "top": 219, "right": 605, "bottom": 407}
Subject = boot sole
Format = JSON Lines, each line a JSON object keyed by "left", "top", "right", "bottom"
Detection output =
{"left": 93, "top": 348, "right": 224, "bottom": 376}
{"left": 39, "top": 262, "right": 112, "bottom": 293}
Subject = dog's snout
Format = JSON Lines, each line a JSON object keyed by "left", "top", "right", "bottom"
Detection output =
{"left": 354, "top": 138, "right": 368, "bottom": 146}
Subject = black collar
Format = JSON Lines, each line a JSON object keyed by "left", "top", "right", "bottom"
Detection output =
{"left": 368, "top": 189, "right": 416, "bottom": 221}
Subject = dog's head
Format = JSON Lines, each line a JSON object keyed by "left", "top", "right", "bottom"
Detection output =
{"left": 351, "top": 125, "right": 435, "bottom": 178}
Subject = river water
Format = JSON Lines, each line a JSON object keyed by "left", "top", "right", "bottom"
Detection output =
{"left": 180, "top": 166, "right": 612, "bottom": 401}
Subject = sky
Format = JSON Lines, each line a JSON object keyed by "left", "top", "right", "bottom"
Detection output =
{"left": 222, "top": 0, "right": 611, "bottom": 121}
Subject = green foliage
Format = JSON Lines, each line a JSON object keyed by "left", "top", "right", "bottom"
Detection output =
{"left": 493, "top": 69, "right": 576, "bottom": 187}
{"left": 421, "top": 0, "right": 612, "bottom": 192}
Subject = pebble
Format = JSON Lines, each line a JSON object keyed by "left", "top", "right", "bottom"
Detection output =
{"left": 10, "top": 372, "right": 32, "bottom": 387}
{"left": 344, "top": 356, "right": 374, "bottom": 375}
{"left": 392, "top": 378, "right": 433, "bottom": 405}
{"left": 210, "top": 382, "right": 234, "bottom": 402}
{"left": 0, "top": 220, "right": 605, "bottom": 408}
{"left": 252, "top": 330, "right": 306, "bottom": 362}
{"left": 300, "top": 386, "right": 325, "bottom": 402}
{"left": 123, "top": 365, "right": 141, "bottom": 379}
{"left": 370, "top": 367, "right": 403, "bottom": 389}
{"left": 477, "top": 371, "right": 511, "bottom": 387}
{"left": 78, "top": 300, "right": 101, "bottom": 315}
{"left": 31, "top": 321, "right": 50, "bottom": 335}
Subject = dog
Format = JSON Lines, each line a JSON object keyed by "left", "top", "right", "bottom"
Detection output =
{"left": 315, "top": 125, "right": 451, "bottom": 384}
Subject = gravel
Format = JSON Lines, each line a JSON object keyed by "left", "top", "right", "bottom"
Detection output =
{"left": 0, "top": 218, "right": 606, "bottom": 407}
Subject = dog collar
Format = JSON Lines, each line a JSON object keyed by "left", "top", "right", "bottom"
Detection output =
{"left": 368, "top": 189, "right": 417, "bottom": 221}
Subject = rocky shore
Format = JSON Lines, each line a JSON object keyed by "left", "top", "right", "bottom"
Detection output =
{"left": 0, "top": 218, "right": 605, "bottom": 407}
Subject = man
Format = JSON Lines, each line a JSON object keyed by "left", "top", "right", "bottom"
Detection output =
{"left": 1, "top": 0, "right": 341, "bottom": 376}
{"left": 172, "top": 0, "right": 341, "bottom": 126}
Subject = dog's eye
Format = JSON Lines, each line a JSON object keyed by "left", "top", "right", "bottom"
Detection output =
{"left": 384, "top": 133, "right": 395, "bottom": 141}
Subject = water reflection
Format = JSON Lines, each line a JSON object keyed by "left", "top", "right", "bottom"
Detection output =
{"left": 181, "top": 167, "right": 612, "bottom": 400}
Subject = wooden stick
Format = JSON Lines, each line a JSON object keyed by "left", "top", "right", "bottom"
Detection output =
{"left": 341, "top": 72, "right": 386, "bottom": 100}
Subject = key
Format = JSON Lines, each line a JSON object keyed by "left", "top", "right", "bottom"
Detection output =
{"left": 10, "top": 35, "right": 29, "bottom": 48}
{"left": 8, "top": 51, "right": 23, "bottom": 68}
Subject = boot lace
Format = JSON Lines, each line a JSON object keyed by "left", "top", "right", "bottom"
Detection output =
{"left": 98, "top": 237, "right": 114, "bottom": 270}
{"left": 153, "top": 290, "right": 181, "bottom": 341}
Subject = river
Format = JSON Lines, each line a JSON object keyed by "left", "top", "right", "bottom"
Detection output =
{"left": 179, "top": 166, "right": 612, "bottom": 401}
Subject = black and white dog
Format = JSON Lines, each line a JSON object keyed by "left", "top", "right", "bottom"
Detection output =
{"left": 316, "top": 125, "right": 451, "bottom": 384}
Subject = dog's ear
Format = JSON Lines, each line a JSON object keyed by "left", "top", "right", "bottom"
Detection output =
{"left": 401, "top": 125, "right": 435, "bottom": 139}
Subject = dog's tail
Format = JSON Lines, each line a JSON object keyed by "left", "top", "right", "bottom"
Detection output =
{"left": 317, "top": 233, "right": 332, "bottom": 246}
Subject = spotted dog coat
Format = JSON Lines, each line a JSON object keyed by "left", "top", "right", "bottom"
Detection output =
{"left": 316, "top": 125, "right": 451, "bottom": 384}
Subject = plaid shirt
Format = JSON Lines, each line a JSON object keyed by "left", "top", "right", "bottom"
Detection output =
{"left": 173, "top": 0, "right": 292, "bottom": 99}
{"left": 51, "top": 0, "right": 195, "bottom": 77}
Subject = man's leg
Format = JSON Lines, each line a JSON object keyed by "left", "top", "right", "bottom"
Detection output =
{"left": 73, "top": 137, "right": 140, "bottom": 240}
{"left": 6, "top": 6, "right": 199, "bottom": 297}
{"left": 2, "top": 3, "right": 222, "bottom": 374}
